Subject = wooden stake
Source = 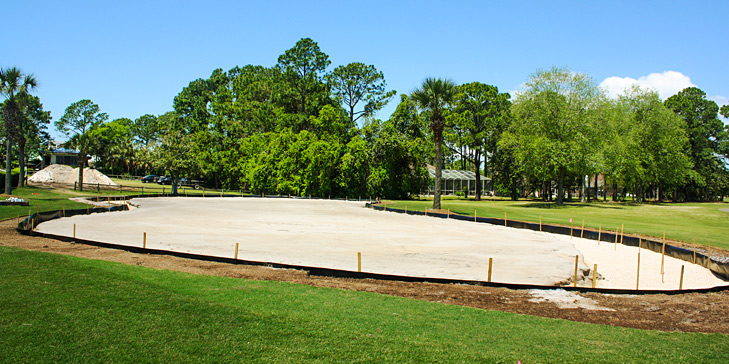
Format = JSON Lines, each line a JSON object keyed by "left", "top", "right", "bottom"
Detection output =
{"left": 73, "top": 223, "right": 76, "bottom": 240}
{"left": 620, "top": 224, "right": 624, "bottom": 245}
{"left": 598, "top": 224, "right": 601, "bottom": 245}
{"left": 679, "top": 265, "right": 685, "bottom": 290}
{"left": 660, "top": 232, "right": 666, "bottom": 275}
{"left": 474, "top": 210, "right": 477, "bottom": 222}
{"left": 143, "top": 232, "right": 147, "bottom": 249}
{"left": 581, "top": 219, "right": 585, "bottom": 238}
{"left": 62, "top": 204, "right": 65, "bottom": 217}
{"left": 573, "top": 255, "right": 579, "bottom": 287}
{"left": 614, "top": 228, "right": 618, "bottom": 251}
{"left": 235, "top": 243, "right": 239, "bottom": 260}
{"left": 636, "top": 236, "right": 642, "bottom": 290}
{"left": 447, "top": 209, "right": 450, "bottom": 218}
{"left": 539, "top": 216, "right": 542, "bottom": 232}
{"left": 592, "top": 264, "right": 597, "bottom": 288}
{"left": 504, "top": 212, "right": 507, "bottom": 227}
{"left": 487, "top": 257, "right": 493, "bottom": 283}
{"left": 570, "top": 220, "right": 573, "bottom": 239}
{"left": 693, "top": 237, "right": 696, "bottom": 264}
{"left": 357, "top": 252, "right": 362, "bottom": 272}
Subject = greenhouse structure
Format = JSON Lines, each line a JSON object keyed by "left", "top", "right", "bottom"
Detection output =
{"left": 424, "top": 167, "right": 491, "bottom": 197}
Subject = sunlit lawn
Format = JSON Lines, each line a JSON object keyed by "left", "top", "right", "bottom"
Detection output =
{"left": 386, "top": 197, "right": 729, "bottom": 250}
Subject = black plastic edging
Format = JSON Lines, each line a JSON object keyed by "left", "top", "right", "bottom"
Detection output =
{"left": 366, "top": 203, "right": 729, "bottom": 283}
{"left": 15, "top": 195, "right": 729, "bottom": 295}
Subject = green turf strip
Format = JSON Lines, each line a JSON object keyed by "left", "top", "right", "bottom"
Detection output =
{"left": 388, "top": 198, "right": 729, "bottom": 250}
{"left": 0, "top": 246, "right": 726, "bottom": 363}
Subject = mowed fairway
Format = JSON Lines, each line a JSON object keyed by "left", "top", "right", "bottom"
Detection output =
{"left": 387, "top": 198, "right": 729, "bottom": 250}
{"left": 1, "top": 246, "right": 728, "bottom": 363}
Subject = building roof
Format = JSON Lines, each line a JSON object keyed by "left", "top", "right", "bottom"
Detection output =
{"left": 427, "top": 167, "right": 490, "bottom": 181}
{"left": 51, "top": 148, "right": 79, "bottom": 154}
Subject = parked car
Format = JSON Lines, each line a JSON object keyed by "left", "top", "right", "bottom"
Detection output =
{"left": 141, "top": 174, "right": 159, "bottom": 183}
{"left": 157, "top": 176, "right": 173, "bottom": 185}
{"left": 177, "top": 177, "right": 205, "bottom": 190}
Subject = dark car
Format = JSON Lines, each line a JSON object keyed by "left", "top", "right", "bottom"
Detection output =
{"left": 157, "top": 176, "right": 173, "bottom": 185}
{"left": 141, "top": 174, "right": 159, "bottom": 183}
{"left": 177, "top": 178, "right": 205, "bottom": 190}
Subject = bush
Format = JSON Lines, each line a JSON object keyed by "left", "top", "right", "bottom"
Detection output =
{"left": 0, "top": 168, "right": 21, "bottom": 189}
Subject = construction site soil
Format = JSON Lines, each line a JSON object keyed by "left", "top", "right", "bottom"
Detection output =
{"left": 2, "top": 218, "right": 728, "bottom": 334}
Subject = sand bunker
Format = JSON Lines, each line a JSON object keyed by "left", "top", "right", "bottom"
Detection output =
{"left": 34, "top": 197, "right": 727, "bottom": 290}
{"left": 28, "top": 164, "right": 116, "bottom": 186}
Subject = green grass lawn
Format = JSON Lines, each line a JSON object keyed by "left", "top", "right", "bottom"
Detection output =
{"left": 0, "top": 186, "right": 93, "bottom": 221}
{"left": 1, "top": 246, "right": 726, "bottom": 363}
{"left": 386, "top": 198, "right": 729, "bottom": 250}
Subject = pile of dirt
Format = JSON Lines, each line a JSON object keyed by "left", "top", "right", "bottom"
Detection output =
{"left": 28, "top": 164, "right": 116, "bottom": 186}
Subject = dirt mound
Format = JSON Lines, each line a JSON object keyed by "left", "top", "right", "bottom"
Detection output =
{"left": 28, "top": 164, "right": 117, "bottom": 186}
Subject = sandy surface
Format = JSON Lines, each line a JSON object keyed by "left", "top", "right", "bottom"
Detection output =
{"left": 34, "top": 197, "right": 727, "bottom": 290}
{"left": 28, "top": 164, "right": 116, "bottom": 186}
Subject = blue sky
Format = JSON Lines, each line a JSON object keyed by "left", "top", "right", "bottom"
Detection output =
{"left": 5, "top": 1, "right": 728, "bottom": 139}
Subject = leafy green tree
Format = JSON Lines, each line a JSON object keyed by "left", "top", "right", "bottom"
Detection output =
{"left": 506, "top": 67, "right": 602, "bottom": 204}
{"left": 327, "top": 62, "right": 396, "bottom": 125}
{"left": 1, "top": 67, "right": 37, "bottom": 194}
{"left": 89, "top": 118, "right": 134, "bottom": 174}
{"left": 411, "top": 77, "right": 457, "bottom": 210}
{"left": 277, "top": 38, "right": 331, "bottom": 116}
{"left": 448, "top": 82, "right": 510, "bottom": 200}
{"left": 665, "top": 87, "right": 729, "bottom": 200}
{"left": 55, "top": 100, "right": 108, "bottom": 191}
{"left": 133, "top": 114, "right": 159, "bottom": 147}
{"left": 13, "top": 94, "right": 50, "bottom": 186}
{"left": 155, "top": 113, "right": 199, "bottom": 194}
{"left": 601, "top": 87, "right": 692, "bottom": 201}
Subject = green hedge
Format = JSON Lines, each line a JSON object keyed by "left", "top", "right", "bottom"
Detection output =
{"left": 0, "top": 168, "right": 20, "bottom": 188}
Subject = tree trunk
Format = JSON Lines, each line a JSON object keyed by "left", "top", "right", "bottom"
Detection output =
{"left": 612, "top": 183, "right": 618, "bottom": 201}
{"left": 474, "top": 149, "right": 482, "bottom": 201}
{"left": 5, "top": 138, "right": 12, "bottom": 195}
{"left": 433, "top": 130, "right": 443, "bottom": 210}
{"left": 171, "top": 176, "right": 178, "bottom": 195}
{"left": 580, "top": 175, "right": 586, "bottom": 202}
{"left": 77, "top": 154, "right": 85, "bottom": 191}
{"left": 17, "top": 141, "right": 25, "bottom": 188}
{"left": 556, "top": 166, "right": 565, "bottom": 205}
{"left": 548, "top": 180, "right": 553, "bottom": 201}
{"left": 594, "top": 174, "right": 599, "bottom": 201}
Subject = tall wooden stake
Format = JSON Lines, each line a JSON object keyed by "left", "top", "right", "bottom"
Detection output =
{"left": 143, "top": 232, "right": 147, "bottom": 249}
{"left": 598, "top": 224, "right": 601, "bottom": 245}
{"left": 581, "top": 219, "right": 585, "bottom": 238}
{"left": 693, "top": 237, "right": 696, "bottom": 264}
{"left": 487, "top": 257, "right": 493, "bottom": 283}
{"left": 357, "top": 252, "right": 362, "bottom": 272}
{"left": 679, "top": 265, "right": 685, "bottom": 290}
{"left": 592, "top": 264, "right": 597, "bottom": 288}
{"left": 636, "top": 236, "right": 642, "bottom": 290}
{"left": 234, "top": 243, "right": 239, "bottom": 260}
{"left": 660, "top": 232, "right": 666, "bottom": 275}
{"left": 573, "top": 255, "right": 579, "bottom": 287}
{"left": 504, "top": 212, "right": 507, "bottom": 227}
{"left": 539, "top": 216, "right": 542, "bottom": 232}
{"left": 620, "top": 224, "right": 624, "bottom": 245}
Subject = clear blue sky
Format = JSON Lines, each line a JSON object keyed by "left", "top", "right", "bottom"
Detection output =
{"left": 5, "top": 1, "right": 728, "bottom": 139}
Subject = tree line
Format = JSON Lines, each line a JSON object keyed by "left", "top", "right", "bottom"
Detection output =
{"left": 3, "top": 39, "right": 728, "bottom": 204}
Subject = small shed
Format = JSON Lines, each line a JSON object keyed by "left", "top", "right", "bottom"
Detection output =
{"left": 425, "top": 166, "right": 490, "bottom": 196}
{"left": 42, "top": 148, "right": 79, "bottom": 168}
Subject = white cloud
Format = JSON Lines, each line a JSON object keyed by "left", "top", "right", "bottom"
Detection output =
{"left": 709, "top": 95, "right": 728, "bottom": 107}
{"left": 599, "top": 71, "right": 696, "bottom": 100}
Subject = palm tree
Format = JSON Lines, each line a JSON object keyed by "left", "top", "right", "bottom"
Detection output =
{"left": 411, "top": 77, "right": 457, "bottom": 210}
{"left": 1, "top": 67, "right": 38, "bottom": 194}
